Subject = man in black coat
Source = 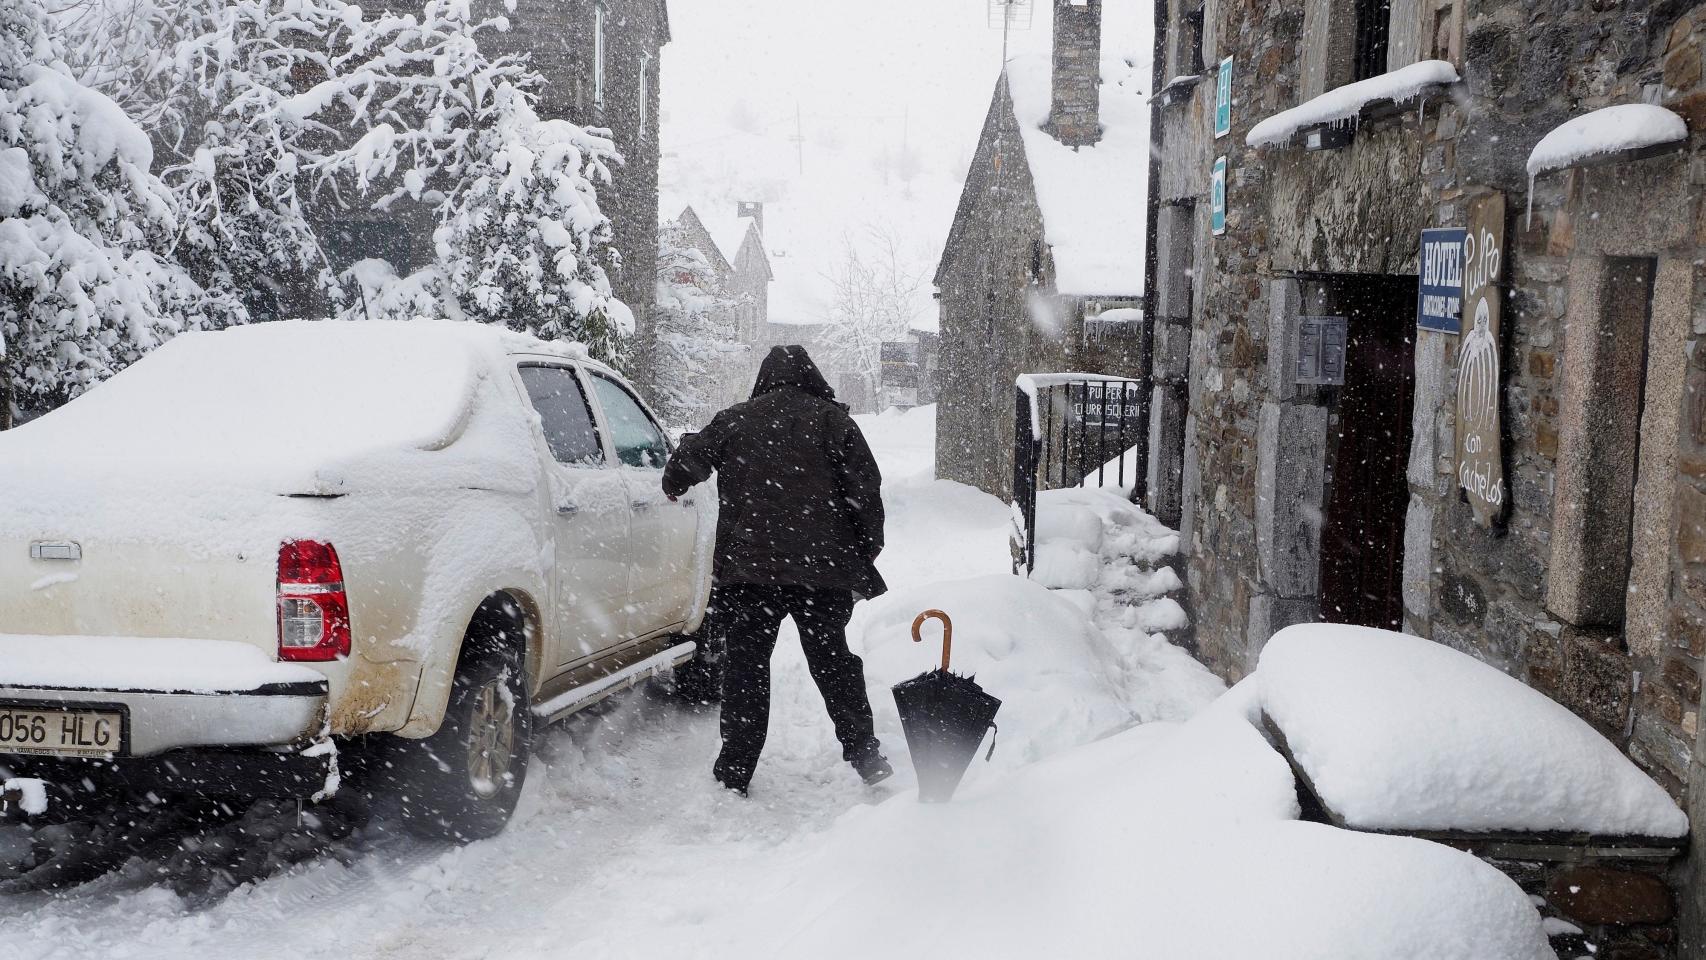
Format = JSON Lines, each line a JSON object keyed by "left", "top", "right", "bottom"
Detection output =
{"left": 663, "top": 345, "right": 891, "bottom": 794}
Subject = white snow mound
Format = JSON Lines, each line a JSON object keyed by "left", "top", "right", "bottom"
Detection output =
{"left": 855, "top": 574, "right": 1135, "bottom": 772}
{"left": 1260, "top": 623, "right": 1689, "bottom": 837}
{"left": 1526, "top": 103, "right": 1688, "bottom": 177}
{"left": 630, "top": 696, "right": 1554, "bottom": 960}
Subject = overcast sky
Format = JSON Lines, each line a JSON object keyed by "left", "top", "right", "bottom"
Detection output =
{"left": 656, "top": 0, "right": 1020, "bottom": 328}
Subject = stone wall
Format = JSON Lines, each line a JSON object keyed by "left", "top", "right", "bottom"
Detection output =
{"left": 506, "top": 0, "right": 666, "bottom": 337}
{"left": 1151, "top": 0, "right": 1706, "bottom": 950}
{"left": 935, "top": 78, "right": 1062, "bottom": 499}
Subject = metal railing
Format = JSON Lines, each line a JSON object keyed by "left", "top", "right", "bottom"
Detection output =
{"left": 1012, "top": 374, "right": 1146, "bottom": 575}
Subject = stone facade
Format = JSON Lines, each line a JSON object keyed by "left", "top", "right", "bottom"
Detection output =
{"left": 935, "top": 0, "right": 1143, "bottom": 500}
{"left": 1046, "top": 0, "right": 1105, "bottom": 146}
{"left": 1146, "top": 0, "right": 1706, "bottom": 951}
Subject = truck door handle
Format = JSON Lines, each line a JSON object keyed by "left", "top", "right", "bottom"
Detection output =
{"left": 557, "top": 502, "right": 579, "bottom": 516}
{"left": 631, "top": 500, "right": 652, "bottom": 512}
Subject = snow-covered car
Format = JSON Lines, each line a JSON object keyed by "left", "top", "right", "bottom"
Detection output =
{"left": 0, "top": 320, "right": 711, "bottom": 839}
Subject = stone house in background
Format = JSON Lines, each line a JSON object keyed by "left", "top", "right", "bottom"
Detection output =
{"left": 662, "top": 203, "right": 771, "bottom": 410}
{"left": 656, "top": 201, "right": 873, "bottom": 413}
{"left": 318, "top": 0, "right": 669, "bottom": 338}
{"left": 933, "top": 0, "right": 1148, "bottom": 500}
{"left": 1145, "top": 0, "right": 1706, "bottom": 948}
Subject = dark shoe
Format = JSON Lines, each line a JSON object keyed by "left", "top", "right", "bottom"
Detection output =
{"left": 852, "top": 752, "right": 893, "bottom": 786}
{"left": 712, "top": 757, "right": 750, "bottom": 797}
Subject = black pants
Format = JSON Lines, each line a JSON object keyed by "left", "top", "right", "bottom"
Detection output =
{"left": 711, "top": 583, "right": 879, "bottom": 790}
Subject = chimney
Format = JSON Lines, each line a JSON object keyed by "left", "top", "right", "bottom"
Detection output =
{"left": 1045, "top": 0, "right": 1103, "bottom": 147}
{"left": 737, "top": 200, "right": 765, "bottom": 236}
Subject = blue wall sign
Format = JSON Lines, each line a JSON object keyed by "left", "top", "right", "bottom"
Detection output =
{"left": 1417, "top": 227, "right": 1466, "bottom": 334}
{"left": 1214, "top": 57, "right": 1232, "bottom": 139}
{"left": 1211, "top": 157, "right": 1226, "bottom": 235}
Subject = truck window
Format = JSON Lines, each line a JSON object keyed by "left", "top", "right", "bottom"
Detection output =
{"left": 589, "top": 373, "right": 670, "bottom": 469}
{"left": 519, "top": 365, "right": 604, "bottom": 466}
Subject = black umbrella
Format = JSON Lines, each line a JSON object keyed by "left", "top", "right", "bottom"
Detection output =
{"left": 892, "top": 609, "right": 1000, "bottom": 803}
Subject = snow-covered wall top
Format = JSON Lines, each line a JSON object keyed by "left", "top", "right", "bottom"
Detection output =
{"left": 1005, "top": 0, "right": 1150, "bottom": 296}
{"left": 1245, "top": 60, "right": 1459, "bottom": 148}
{"left": 1526, "top": 103, "right": 1689, "bottom": 178}
{"left": 1259, "top": 623, "right": 1690, "bottom": 838}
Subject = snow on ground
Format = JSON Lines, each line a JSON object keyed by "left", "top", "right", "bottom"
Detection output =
{"left": 1261, "top": 623, "right": 1689, "bottom": 837}
{"left": 1, "top": 409, "right": 1555, "bottom": 959}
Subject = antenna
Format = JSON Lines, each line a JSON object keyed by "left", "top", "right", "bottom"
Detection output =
{"left": 987, "top": 0, "right": 1034, "bottom": 63}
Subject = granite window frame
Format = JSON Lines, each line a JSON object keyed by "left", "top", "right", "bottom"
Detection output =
{"left": 1546, "top": 257, "right": 1659, "bottom": 631}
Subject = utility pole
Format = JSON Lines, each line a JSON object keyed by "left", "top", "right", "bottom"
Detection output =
{"left": 790, "top": 104, "right": 805, "bottom": 175}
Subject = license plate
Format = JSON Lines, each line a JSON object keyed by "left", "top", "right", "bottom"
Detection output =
{"left": 0, "top": 704, "right": 124, "bottom": 757}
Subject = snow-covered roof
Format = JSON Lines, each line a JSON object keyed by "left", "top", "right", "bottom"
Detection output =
{"left": 695, "top": 207, "right": 764, "bottom": 270}
{"left": 1246, "top": 60, "right": 1459, "bottom": 148}
{"left": 1526, "top": 103, "right": 1689, "bottom": 178}
{"left": 1003, "top": 20, "right": 1150, "bottom": 296}
{"left": 1259, "top": 623, "right": 1689, "bottom": 838}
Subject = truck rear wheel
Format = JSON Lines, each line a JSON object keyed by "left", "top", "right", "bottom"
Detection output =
{"left": 398, "top": 607, "right": 531, "bottom": 842}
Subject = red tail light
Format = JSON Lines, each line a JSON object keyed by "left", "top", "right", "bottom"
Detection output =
{"left": 277, "top": 540, "right": 351, "bottom": 662}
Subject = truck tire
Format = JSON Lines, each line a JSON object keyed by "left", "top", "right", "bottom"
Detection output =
{"left": 398, "top": 611, "right": 532, "bottom": 842}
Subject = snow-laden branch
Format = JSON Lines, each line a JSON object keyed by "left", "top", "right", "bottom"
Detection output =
{"left": 0, "top": 0, "right": 234, "bottom": 416}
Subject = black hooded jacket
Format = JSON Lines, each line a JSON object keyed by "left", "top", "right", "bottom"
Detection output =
{"left": 663, "top": 346, "right": 886, "bottom": 599}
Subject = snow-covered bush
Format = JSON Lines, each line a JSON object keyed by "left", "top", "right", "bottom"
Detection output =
{"left": 0, "top": 0, "right": 232, "bottom": 424}
{"left": 640, "top": 220, "right": 746, "bottom": 428}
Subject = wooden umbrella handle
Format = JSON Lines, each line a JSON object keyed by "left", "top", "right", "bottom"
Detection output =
{"left": 912, "top": 609, "right": 953, "bottom": 671}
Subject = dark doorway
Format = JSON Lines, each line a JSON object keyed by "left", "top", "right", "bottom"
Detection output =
{"left": 1316, "top": 275, "right": 1416, "bottom": 631}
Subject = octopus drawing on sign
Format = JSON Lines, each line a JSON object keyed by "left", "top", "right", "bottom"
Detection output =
{"left": 1457, "top": 297, "right": 1503, "bottom": 508}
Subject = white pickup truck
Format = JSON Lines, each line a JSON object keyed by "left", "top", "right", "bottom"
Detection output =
{"left": 0, "top": 320, "right": 712, "bottom": 840}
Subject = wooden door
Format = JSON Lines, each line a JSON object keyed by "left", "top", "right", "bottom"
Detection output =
{"left": 1318, "top": 278, "right": 1416, "bottom": 631}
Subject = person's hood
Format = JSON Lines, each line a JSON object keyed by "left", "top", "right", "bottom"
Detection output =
{"left": 751, "top": 345, "right": 838, "bottom": 403}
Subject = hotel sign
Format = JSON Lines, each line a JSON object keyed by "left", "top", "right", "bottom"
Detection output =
{"left": 1455, "top": 194, "right": 1506, "bottom": 528}
{"left": 1417, "top": 227, "right": 1465, "bottom": 334}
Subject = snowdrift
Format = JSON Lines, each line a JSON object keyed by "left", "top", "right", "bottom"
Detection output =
{"left": 629, "top": 694, "right": 1555, "bottom": 960}
{"left": 1260, "top": 623, "right": 1689, "bottom": 837}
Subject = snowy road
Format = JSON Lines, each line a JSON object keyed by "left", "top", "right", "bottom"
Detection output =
{"left": 1, "top": 406, "right": 1026, "bottom": 960}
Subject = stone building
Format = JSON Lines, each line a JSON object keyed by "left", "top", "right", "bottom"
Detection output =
{"left": 933, "top": 0, "right": 1148, "bottom": 499}
{"left": 321, "top": 0, "right": 669, "bottom": 333}
{"left": 1144, "top": 0, "right": 1706, "bottom": 947}
{"left": 660, "top": 203, "right": 771, "bottom": 409}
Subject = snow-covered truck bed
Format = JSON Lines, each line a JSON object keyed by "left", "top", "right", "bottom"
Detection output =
{"left": 0, "top": 320, "right": 712, "bottom": 839}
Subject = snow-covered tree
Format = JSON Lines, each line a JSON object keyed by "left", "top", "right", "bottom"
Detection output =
{"left": 346, "top": 84, "right": 631, "bottom": 362}
{"left": 817, "top": 224, "right": 927, "bottom": 404}
{"left": 640, "top": 220, "right": 746, "bottom": 429}
{"left": 222, "top": 0, "right": 630, "bottom": 358}
{"left": 0, "top": 0, "right": 232, "bottom": 426}
{"left": 64, "top": 0, "right": 631, "bottom": 355}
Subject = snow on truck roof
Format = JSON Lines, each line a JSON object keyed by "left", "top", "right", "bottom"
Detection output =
{"left": 0, "top": 320, "right": 588, "bottom": 493}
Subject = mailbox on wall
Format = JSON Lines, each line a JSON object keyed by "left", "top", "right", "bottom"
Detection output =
{"left": 1295, "top": 315, "right": 1348, "bottom": 386}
